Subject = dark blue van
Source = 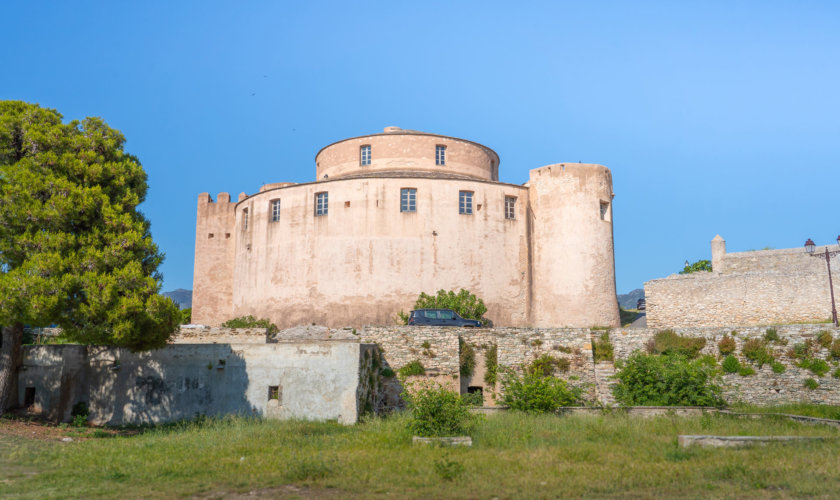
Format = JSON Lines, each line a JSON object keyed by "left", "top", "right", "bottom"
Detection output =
{"left": 408, "top": 309, "right": 482, "bottom": 327}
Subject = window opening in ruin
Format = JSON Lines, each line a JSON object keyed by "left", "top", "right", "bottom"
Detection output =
{"left": 315, "top": 192, "right": 328, "bottom": 216}
{"left": 208, "top": 233, "right": 214, "bottom": 238}
{"left": 600, "top": 201, "right": 610, "bottom": 221}
{"left": 436, "top": 145, "right": 446, "bottom": 165}
{"left": 270, "top": 199, "right": 281, "bottom": 222}
{"left": 345, "top": 201, "right": 350, "bottom": 208}
{"left": 225, "top": 233, "right": 230, "bottom": 239}
{"left": 400, "top": 188, "right": 416, "bottom": 212}
{"left": 268, "top": 385, "right": 281, "bottom": 401}
{"left": 505, "top": 196, "right": 516, "bottom": 220}
{"left": 360, "top": 145, "right": 371, "bottom": 166}
{"left": 243, "top": 209, "right": 249, "bottom": 229}
{"left": 459, "top": 191, "right": 473, "bottom": 215}
{"left": 24, "top": 387, "right": 35, "bottom": 407}
{"left": 467, "top": 386, "right": 483, "bottom": 397}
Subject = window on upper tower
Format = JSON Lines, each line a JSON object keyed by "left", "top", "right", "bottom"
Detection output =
{"left": 315, "top": 192, "right": 328, "bottom": 216}
{"left": 459, "top": 191, "right": 473, "bottom": 215}
{"left": 436, "top": 145, "right": 446, "bottom": 166}
{"left": 242, "top": 208, "right": 249, "bottom": 229}
{"left": 400, "top": 188, "right": 416, "bottom": 212}
{"left": 505, "top": 196, "right": 516, "bottom": 220}
{"left": 600, "top": 201, "right": 610, "bottom": 221}
{"left": 270, "top": 199, "right": 281, "bottom": 222}
{"left": 360, "top": 145, "right": 371, "bottom": 166}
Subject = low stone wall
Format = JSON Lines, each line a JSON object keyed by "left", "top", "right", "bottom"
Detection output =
{"left": 172, "top": 326, "right": 269, "bottom": 344}
{"left": 610, "top": 324, "right": 840, "bottom": 405}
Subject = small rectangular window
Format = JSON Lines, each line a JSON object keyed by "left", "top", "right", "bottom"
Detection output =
{"left": 436, "top": 145, "right": 446, "bottom": 166}
{"left": 459, "top": 191, "right": 473, "bottom": 215}
{"left": 360, "top": 145, "right": 371, "bottom": 166}
{"left": 242, "top": 209, "right": 249, "bottom": 229}
{"left": 270, "top": 200, "right": 281, "bottom": 222}
{"left": 600, "top": 201, "right": 610, "bottom": 221}
{"left": 505, "top": 196, "right": 516, "bottom": 220}
{"left": 268, "top": 385, "right": 281, "bottom": 400}
{"left": 315, "top": 192, "right": 328, "bottom": 216}
{"left": 400, "top": 188, "right": 416, "bottom": 212}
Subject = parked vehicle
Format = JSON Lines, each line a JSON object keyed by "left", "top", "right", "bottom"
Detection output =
{"left": 408, "top": 309, "right": 482, "bottom": 327}
{"left": 637, "top": 298, "right": 646, "bottom": 311}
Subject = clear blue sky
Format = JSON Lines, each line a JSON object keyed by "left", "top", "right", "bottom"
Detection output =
{"left": 2, "top": 1, "right": 839, "bottom": 295}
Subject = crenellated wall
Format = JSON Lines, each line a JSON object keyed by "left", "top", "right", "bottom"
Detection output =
{"left": 192, "top": 193, "right": 236, "bottom": 325}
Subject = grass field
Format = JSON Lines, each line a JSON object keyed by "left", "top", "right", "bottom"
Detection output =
{"left": 2, "top": 411, "right": 840, "bottom": 498}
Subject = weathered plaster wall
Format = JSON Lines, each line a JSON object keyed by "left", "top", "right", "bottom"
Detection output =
{"left": 315, "top": 128, "right": 499, "bottom": 181}
{"left": 645, "top": 237, "right": 838, "bottom": 328}
{"left": 18, "top": 342, "right": 375, "bottom": 425}
{"left": 192, "top": 192, "right": 236, "bottom": 325}
{"left": 529, "top": 163, "right": 620, "bottom": 327}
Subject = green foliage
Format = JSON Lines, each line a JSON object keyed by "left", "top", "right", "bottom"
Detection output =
{"left": 718, "top": 336, "right": 736, "bottom": 356}
{"left": 499, "top": 370, "right": 582, "bottom": 412}
{"left": 798, "top": 358, "right": 829, "bottom": 377}
{"left": 619, "top": 307, "right": 640, "bottom": 326}
{"left": 592, "top": 331, "right": 614, "bottom": 362}
{"left": 833, "top": 368, "right": 840, "bottom": 379}
{"left": 70, "top": 402, "right": 89, "bottom": 427}
{"left": 179, "top": 307, "right": 192, "bottom": 325}
{"left": 764, "top": 328, "right": 779, "bottom": 342}
{"left": 679, "top": 259, "right": 712, "bottom": 274}
{"left": 612, "top": 353, "right": 724, "bottom": 406}
{"left": 650, "top": 330, "right": 706, "bottom": 358}
{"left": 721, "top": 355, "right": 740, "bottom": 374}
{"left": 379, "top": 367, "right": 395, "bottom": 378}
{"left": 526, "top": 354, "right": 570, "bottom": 377}
{"left": 459, "top": 338, "right": 475, "bottom": 377}
{"left": 460, "top": 391, "right": 484, "bottom": 407}
{"left": 433, "top": 458, "right": 465, "bottom": 481}
{"left": 738, "top": 365, "right": 756, "bottom": 376}
{"left": 0, "top": 101, "right": 180, "bottom": 351}
{"left": 221, "top": 315, "right": 278, "bottom": 334}
{"left": 421, "top": 341, "right": 431, "bottom": 349}
{"left": 803, "top": 378, "right": 819, "bottom": 390}
{"left": 830, "top": 340, "right": 840, "bottom": 360}
{"left": 816, "top": 331, "right": 834, "bottom": 349}
{"left": 790, "top": 340, "right": 817, "bottom": 360}
{"left": 771, "top": 361, "right": 786, "bottom": 374}
{"left": 396, "top": 311, "right": 409, "bottom": 325}
{"left": 402, "top": 381, "right": 476, "bottom": 437}
{"left": 411, "top": 289, "right": 488, "bottom": 321}
{"left": 741, "top": 339, "right": 774, "bottom": 367}
{"left": 398, "top": 360, "right": 426, "bottom": 378}
{"left": 484, "top": 344, "right": 498, "bottom": 386}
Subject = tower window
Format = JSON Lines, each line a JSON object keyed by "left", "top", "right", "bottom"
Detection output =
{"left": 459, "top": 191, "right": 473, "bottom": 215}
{"left": 435, "top": 145, "right": 446, "bottom": 166}
{"left": 600, "top": 201, "right": 610, "bottom": 221}
{"left": 270, "top": 199, "right": 281, "bottom": 222}
{"left": 242, "top": 209, "right": 249, "bottom": 229}
{"left": 315, "top": 192, "right": 329, "bottom": 216}
{"left": 360, "top": 145, "right": 371, "bottom": 166}
{"left": 505, "top": 196, "right": 516, "bottom": 220}
{"left": 400, "top": 188, "right": 416, "bottom": 212}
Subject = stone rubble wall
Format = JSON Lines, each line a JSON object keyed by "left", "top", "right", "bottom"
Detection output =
{"left": 172, "top": 326, "right": 269, "bottom": 344}
{"left": 610, "top": 324, "right": 840, "bottom": 405}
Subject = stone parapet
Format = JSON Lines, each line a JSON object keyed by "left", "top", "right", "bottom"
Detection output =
{"left": 172, "top": 326, "right": 269, "bottom": 344}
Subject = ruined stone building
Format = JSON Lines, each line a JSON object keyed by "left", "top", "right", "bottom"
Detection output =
{"left": 192, "top": 127, "right": 619, "bottom": 329}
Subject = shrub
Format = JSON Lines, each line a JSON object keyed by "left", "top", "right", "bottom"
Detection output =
{"left": 459, "top": 338, "right": 475, "bottom": 377}
{"left": 403, "top": 381, "right": 476, "bottom": 437}
{"left": 592, "top": 331, "right": 614, "bottom": 362}
{"left": 721, "top": 355, "right": 740, "bottom": 374}
{"left": 718, "top": 336, "right": 736, "bottom": 356}
{"left": 817, "top": 331, "right": 834, "bottom": 349}
{"left": 804, "top": 378, "right": 819, "bottom": 390}
{"left": 71, "top": 402, "right": 89, "bottom": 427}
{"left": 771, "top": 361, "right": 786, "bottom": 374}
{"left": 379, "top": 367, "right": 396, "bottom": 378}
{"left": 460, "top": 391, "right": 484, "bottom": 407}
{"left": 833, "top": 368, "right": 840, "bottom": 379}
{"left": 790, "top": 340, "right": 816, "bottom": 360}
{"left": 679, "top": 259, "right": 712, "bottom": 274}
{"left": 221, "top": 315, "right": 278, "bottom": 334}
{"left": 411, "top": 289, "right": 488, "bottom": 321}
{"left": 499, "top": 370, "right": 582, "bottom": 412}
{"left": 764, "top": 328, "right": 780, "bottom": 342}
{"left": 650, "top": 330, "right": 706, "bottom": 358}
{"left": 612, "top": 353, "right": 723, "bottom": 406}
{"left": 484, "top": 344, "right": 498, "bottom": 386}
{"left": 738, "top": 365, "right": 756, "bottom": 376}
{"left": 798, "top": 358, "right": 829, "bottom": 377}
{"left": 398, "top": 360, "right": 426, "bottom": 378}
{"left": 830, "top": 340, "right": 840, "bottom": 360}
{"left": 421, "top": 341, "right": 431, "bottom": 349}
{"left": 180, "top": 307, "right": 192, "bottom": 325}
{"left": 526, "top": 354, "right": 570, "bottom": 377}
{"left": 741, "top": 339, "right": 774, "bottom": 367}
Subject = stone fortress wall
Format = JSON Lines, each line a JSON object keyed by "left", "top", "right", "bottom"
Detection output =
{"left": 645, "top": 235, "right": 838, "bottom": 328}
{"left": 192, "top": 127, "right": 620, "bottom": 329}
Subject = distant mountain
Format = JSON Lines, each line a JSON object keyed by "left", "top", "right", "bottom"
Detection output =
{"left": 617, "top": 288, "right": 645, "bottom": 310}
{"left": 163, "top": 289, "right": 192, "bottom": 309}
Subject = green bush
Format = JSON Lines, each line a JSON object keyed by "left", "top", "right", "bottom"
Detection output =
{"left": 833, "top": 368, "right": 840, "bottom": 379}
{"left": 499, "top": 370, "right": 582, "bottom": 412}
{"left": 379, "top": 367, "right": 396, "bottom": 378}
{"left": 460, "top": 391, "right": 484, "bottom": 407}
{"left": 771, "top": 361, "right": 786, "bottom": 374}
{"left": 721, "top": 355, "right": 740, "bottom": 374}
{"left": 221, "top": 315, "right": 278, "bottom": 334}
{"left": 459, "top": 338, "right": 475, "bottom": 377}
{"left": 410, "top": 289, "right": 488, "bottom": 321}
{"left": 484, "top": 344, "right": 498, "bottom": 386}
{"left": 718, "top": 336, "right": 736, "bottom": 356}
{"left": 741, "top": 339, "right": 774, "bottom": 367}
{"left": 650, "top": 330, "right": 706, "bottom": 358}
{"left": 817, "top": 331, "right": 834, "bottom": 349}
{"left": 679, "top": 259, "right": 712, "bottom": 274}
{"left": 592, "top": 331, "right": 614, "bottom": 362}
{"left": 830, "top": 340, "right": 840, "bottom": 360}
{"left": 612, "top": 353, "right": 723, "bottom": 406}
{"left": 180, "top": 307, "right": 192, "bottom": 325}
{"left": 764, "top": 328, "right": 780, "bottom": 342}
{"left": 798, "top": 358, "right": 829, "bottom": 377}
{"left": 403, "top": 381, "right": 476, "bottom": 437}
{"left": 738, "top": 365, "right": 756, "bottom": 376}
{"left": 71, "top": 402, "right": 89, "bottom": 427}
{"left": 804, "top": 378, "right": 819, "bottom": 390}
{"left": 790, "top": 340, "right": 816, "bottom": 360}
{"left": 526, "top": 354, "right": 570, "bottom": 377}
{"left": 398, "top": 360, "right": 426, "bottom": 378}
